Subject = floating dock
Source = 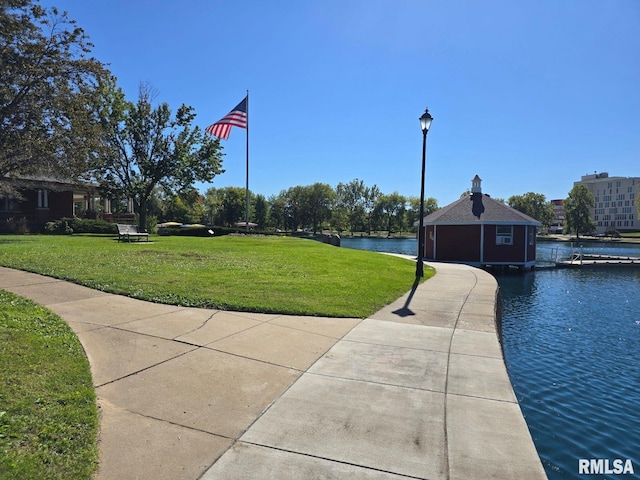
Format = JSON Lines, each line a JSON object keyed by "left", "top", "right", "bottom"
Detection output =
{"left": 556, "top": 253, "right": 640, "bottom": 268}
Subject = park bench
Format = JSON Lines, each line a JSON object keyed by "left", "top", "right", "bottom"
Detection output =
{"left": 116, "top": 223, "right": 149, "bottom": 243}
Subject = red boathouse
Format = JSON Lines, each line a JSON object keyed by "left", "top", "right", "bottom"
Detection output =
{"left": 420, "top": 176, "right": 540, "bottom": 270}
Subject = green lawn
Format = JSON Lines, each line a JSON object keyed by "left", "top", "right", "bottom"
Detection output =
{"left": 0, "top": 234, "right": 433, "bottom": 318}
{"left": 0, "top": 291, "right": 98, "bottom": 480}
{"left": 0, "top": 233, "right": 432, "bottom": 478}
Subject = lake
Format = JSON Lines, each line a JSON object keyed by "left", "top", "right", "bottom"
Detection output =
{"left": 340, "top": 236, "right": 418, "bottom": 256}
{"left": 341, "top": 237, "right": 640, "bottom": 479}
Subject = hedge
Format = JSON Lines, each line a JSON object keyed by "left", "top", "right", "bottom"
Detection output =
{"left": 44, "top": 218, "right": 118, "bottom": 235}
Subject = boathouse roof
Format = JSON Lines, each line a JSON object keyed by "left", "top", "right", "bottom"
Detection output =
{"left": 423, "top": 193, "right": 541, "bottom": 226}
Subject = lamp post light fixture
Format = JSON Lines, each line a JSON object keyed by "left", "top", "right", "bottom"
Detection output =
{"left": 416, "top": 107, "right": 433, "bottom": 277}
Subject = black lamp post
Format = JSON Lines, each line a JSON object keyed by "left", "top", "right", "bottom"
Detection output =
{"left": 416, "top": 107, "right": 433, "bottom": 277}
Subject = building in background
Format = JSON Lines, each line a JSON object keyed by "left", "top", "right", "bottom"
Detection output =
{"left": 549, "top": 199, "right": 565, "bottom": 234}
{"left": 575, "top": 172, "right": 639, "bottom": 234}
{"left": 0, "top": 176, "right": 99, "bottom": 232}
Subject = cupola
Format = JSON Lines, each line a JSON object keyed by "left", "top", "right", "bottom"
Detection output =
{"left": 471, "top": 175, "right": 482, "bottom": 195}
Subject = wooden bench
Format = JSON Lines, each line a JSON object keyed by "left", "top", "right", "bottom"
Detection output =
{"left": 116, "top": 223, "right": 149, "bottom": 243}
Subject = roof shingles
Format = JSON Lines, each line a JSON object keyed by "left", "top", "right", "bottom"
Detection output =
{"left": 423, "top": 193, "right": 541, "bottom": 225}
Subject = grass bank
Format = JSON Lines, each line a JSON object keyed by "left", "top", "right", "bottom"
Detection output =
{"left": 0, "top": 291, "right": 98, "bottom": 479}
{"left": 0, "top": 234, "right": 432, "bottom": 318}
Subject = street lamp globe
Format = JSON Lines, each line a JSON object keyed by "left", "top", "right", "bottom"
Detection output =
{"left": 420, "top": 108, "right": 433, "bottom": 133}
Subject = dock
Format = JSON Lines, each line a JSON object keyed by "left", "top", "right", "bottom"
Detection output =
{"left": 556, "top": 253, "right": 640, "bottom": 268}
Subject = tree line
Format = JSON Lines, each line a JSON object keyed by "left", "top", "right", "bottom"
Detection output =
{"left": 132, "top": 181, "right": 597, "bottom": 238}
{"left": 0, "top": 2, "right": 616, "bottom": 238}
{"left": 123, "top": 180, "right": 439, "bottom": 236}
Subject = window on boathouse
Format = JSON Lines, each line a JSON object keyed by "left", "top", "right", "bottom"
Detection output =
{"left": 496, "top": 225, "right": 513, "bottom": 245}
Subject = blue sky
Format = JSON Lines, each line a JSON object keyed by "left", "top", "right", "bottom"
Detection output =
{"left": 42, "top": 0, "right": 639, "bottom": 207}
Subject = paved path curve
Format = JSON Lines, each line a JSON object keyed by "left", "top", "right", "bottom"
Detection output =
{"left": 0, "top": 262, "right": 547, "bottom": 480}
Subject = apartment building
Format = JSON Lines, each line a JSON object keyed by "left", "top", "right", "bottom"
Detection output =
{"left": 575, "top": 172, "right": 639, "bottom": 233}
{"left": 549, "top": 199, "right": 565, "bottom": 234}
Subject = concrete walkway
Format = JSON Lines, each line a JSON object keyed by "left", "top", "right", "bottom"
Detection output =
{"left": 0, "top": 263, "right": 547, "bottom": 480}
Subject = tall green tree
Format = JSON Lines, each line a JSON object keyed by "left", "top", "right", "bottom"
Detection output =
{"left": 283, "top": 186, "right": 305, "bottom": 232}
{"left": 305, "top": 182, "right": 336, "bottom": 234}
{"left": 97, "top": 81, "right": 224, "bottom": 229}
{"left": 253, "top": 193, "right": 268, "bottom": 228}
{"left": 0, "top": 1, "right": 109, "bottom": 195}
{"left": 204, "top": 186, "right": 247, "bottom": 226}
{"left": 163, "top": 188, "right": 206, "bottom": 224}
{"left": 330, "top": 206, "right": 349, "bottom": 234}
{"left": 363, "top": 184, "right": 381, "bottom": 235}
{"left": 508, "top": 192, "right": 554, "bottom": 231}
{"left": 203, "top": 187, "right": 223, "bottom": 225}
{"left": 374, "top": 192, "right": 407, "bottom": 235}
{"left": 267, "top": 193, "right": 286, "bottom": 231}
{"left": 335, "top": 179, "right": 365, "bottom": 234}
{"left": 564, "top": 184, "right": 595, "bottom": 238}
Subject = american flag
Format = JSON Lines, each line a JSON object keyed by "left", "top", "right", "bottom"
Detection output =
{"left": 205, "top": 97, "right": 248, "bottom": 140}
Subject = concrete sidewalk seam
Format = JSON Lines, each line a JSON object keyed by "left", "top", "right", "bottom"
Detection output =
{"left": 223, "top": 441, "right": 428, "bottom": 480}
{"left": 297, "top": 370, "right": 447, "bottom": 395}
{"left": 103, "top": 403, "right": 235, "bottom": 442}
{"left": 94, "top": 343, "right": 200, "bottom": 388}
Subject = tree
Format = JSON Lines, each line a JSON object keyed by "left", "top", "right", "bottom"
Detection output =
{"left": 204, "top": 186, "right": 246, "bottom": 226}
{"left": 508, "top": 192, "right": 554, "bottom": 231}
{"left": 267, "top": 193, "right": 286, "bottom": 231}
{"left": 335, "top": 179, "right": 365, "bottom": 234}
{"left": 97, "top": 81, "right": 224, "bottom": 229}
{"left": 163, "top": 188, "right": 206, "bottom": 224}
{"left": 564, "top": 184, "right": 595, "bottom": 238}
{"left": 363, "top": 184, "right": 381, "bottom": 235}
{"left": 253, "top": 194, "right": 268, "bottom": 228}
{"left": 305, "top": 182, "right": 336, "bottom": 234}
{"left": 0, "top": 1, "right": 109, "bottom": 195}
{"left": 221, "top": 187, "right": 247, "bottom": 226}
{"left": 329, "top": 206, "right": 349, "bottom": 234}
{"left": 283, "top": 186, "right": 305, "bottom": 232}
{"left": 203, "top": 187, "right": 223, "bottom": 225}
{"left": 374, "top": 192, "right": 407, "bottom": 235}
{"left": 406, "top": 196, "right": 438, "bottom": 232}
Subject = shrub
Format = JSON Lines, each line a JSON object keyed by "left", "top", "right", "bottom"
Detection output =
{"left": 2, "top": 217, "right": 30, "bottom": 234}
{"left": 45, "top": 219, "right": 73, "bottom": 235}
{"left": 146, "top": 215, "right": 158, "bottom": 234}
{"left": 157, "top": 225, "right": 277, "bottom": 237}
{"left": 70, "top": 218, "right": 117, "bottom": 234}
{"left": 159, "top": 225, "right": 219, "bottom": 237}
{"left": 44, "top": 218, "right": 117, "bottom": 235}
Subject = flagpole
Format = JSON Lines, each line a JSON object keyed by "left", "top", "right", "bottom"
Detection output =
{"left": 245, "top": 90, "right": 249, "bottom": 232}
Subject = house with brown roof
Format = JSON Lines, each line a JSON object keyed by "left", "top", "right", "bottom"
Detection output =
{"left": 421, "top": 176, "right": 540, "bottom": 270}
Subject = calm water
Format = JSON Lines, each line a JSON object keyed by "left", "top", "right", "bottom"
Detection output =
{"left": 340, "top": 237, "right": 418, "bottom": 256}
{"left": 497, "top": 257, "right": 640, "bottom": 479}
{"left": 342, "top": 237, "right": 640, "bottom": 479}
